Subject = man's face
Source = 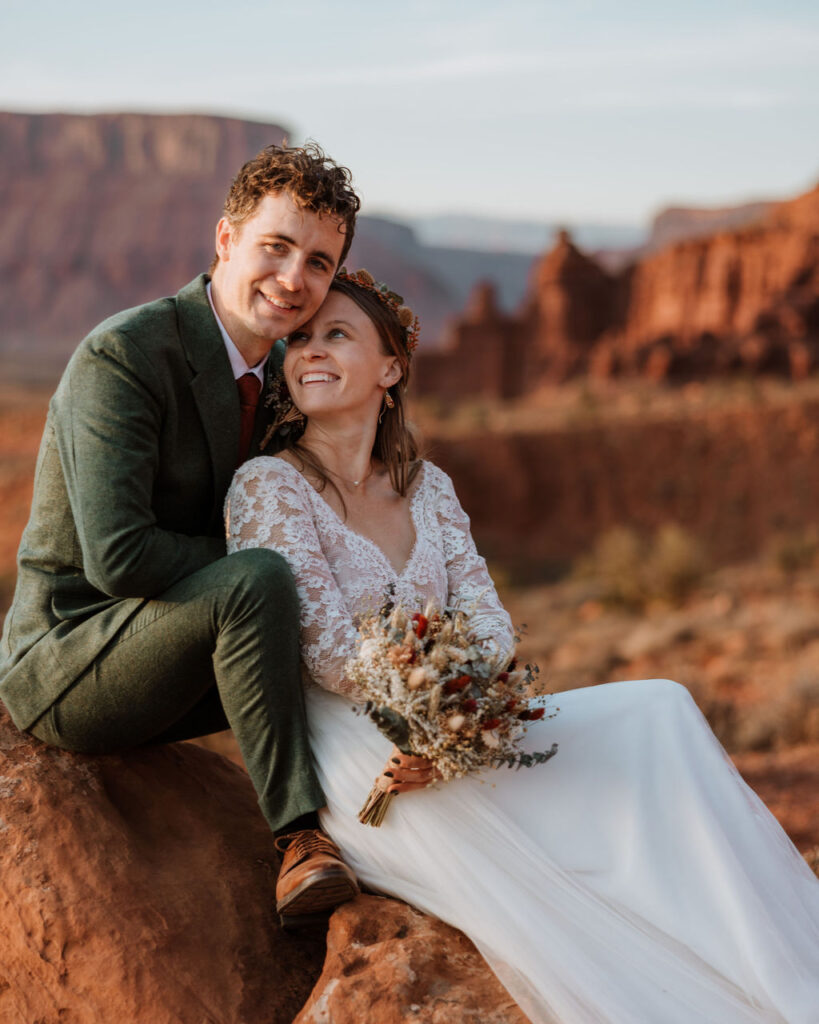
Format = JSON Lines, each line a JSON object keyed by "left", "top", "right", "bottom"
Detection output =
{"left": 210, "top": 191, "right": 346, "bottom": 358}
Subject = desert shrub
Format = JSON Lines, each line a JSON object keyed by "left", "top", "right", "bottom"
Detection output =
{"left": 576, "top": 527, "right": 646, "bottom": 610}
{"left": 647, "top": 524, "right": 708, "bottom": 605}
{"left": 768, "top": 528, "right": 819, "bottom": 574}
{"left": 577, "top": 524, "right": 707, "bottom": 611}
{"left": 468, "top": 402, "right": 490, "bottom": 430}
{"left": 724, "top": 675, "right": 819, "bottom": 752}
{"left": 783, "top": 673, "right": 819, "bottom": 745}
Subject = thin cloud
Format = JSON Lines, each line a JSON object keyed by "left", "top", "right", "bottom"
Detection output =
{"left": 268, "top": 52, "right": 544, "bottom": 89}
{"left": 554, "top": 87, "right": 818, "bottom": 112}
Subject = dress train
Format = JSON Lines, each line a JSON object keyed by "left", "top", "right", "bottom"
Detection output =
{"left": 309, "top": 678, "right": 819, "bottom": 1024}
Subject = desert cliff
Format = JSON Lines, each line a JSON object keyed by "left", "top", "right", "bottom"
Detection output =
{"left": 415, "top": 182, "right": 819, "bottom": 394}
{"left": 0, "top": 110, "right": 532, "bottom": 374}
{"left": 0, "top": 112, "right": 288, "bottom": 356}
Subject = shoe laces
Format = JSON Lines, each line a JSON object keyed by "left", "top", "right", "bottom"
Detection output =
{"left": 274, "top": 828, "right": 340, "bottom": 860}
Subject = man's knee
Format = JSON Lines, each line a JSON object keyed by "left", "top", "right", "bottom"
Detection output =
{"left": 220, "top": 547, "right": 298, "bottom": 609}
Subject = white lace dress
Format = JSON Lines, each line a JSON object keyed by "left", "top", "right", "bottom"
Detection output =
{"left": 225, "top": 457, "right": 819, "bottom": 1024}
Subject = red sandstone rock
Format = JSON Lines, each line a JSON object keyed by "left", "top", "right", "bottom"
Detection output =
{"left": 0, "top": 703, "right": 325, "bottom": 1023}
{"left": 415, "top": 183, "right": 819, "bottom": 396}
{"left": 0, "top": 112, "right": 288, "bottom": 359}
{"left": 425, "top": 394, "right": 819, "bottom": 568}
{"left": 0, "top": 701, "right": 525, "bottom": 1023}
{"left": 0, "top": 111, "right": 530, "bottom": 368}
{"left": 524, "top": 229, "right": 619, "bottom": 380}
{"left": 295, "top": 895, "right": 530, "bottom": 1024}
{"left": 414, "top": 281, "right": 526, "bottom": 399}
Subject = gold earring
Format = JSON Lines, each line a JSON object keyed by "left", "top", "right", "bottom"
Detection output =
{"left": 378, "top": 390, "right": 395, "bottom": 425}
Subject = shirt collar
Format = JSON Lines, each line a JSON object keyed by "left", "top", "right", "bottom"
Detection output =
{"left": 206, "top": 280, "right": 269, "bottom": 384}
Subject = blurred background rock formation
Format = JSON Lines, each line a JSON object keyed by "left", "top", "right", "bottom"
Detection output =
{"left": 414, "top": 185, "right": 819, "bottom": 393}
{"left": 0, "top": 110, "right": 534, "bottom": 379}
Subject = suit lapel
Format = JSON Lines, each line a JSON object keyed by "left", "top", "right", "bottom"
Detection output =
{"left": 176, "top": 275, "right": 239, "bottom": 504}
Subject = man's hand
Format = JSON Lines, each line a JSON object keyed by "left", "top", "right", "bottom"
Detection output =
{"left": 379, "top": 745, "right": 438, "bottom": 794}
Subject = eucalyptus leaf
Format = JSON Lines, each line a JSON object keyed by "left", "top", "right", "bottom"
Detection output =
{"left": 366, "top": 703, "right": 412, "bottom": 754}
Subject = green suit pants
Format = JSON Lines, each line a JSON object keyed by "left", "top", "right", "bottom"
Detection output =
{"left": 29, "top": 548, "right": 324, "bottom": 833}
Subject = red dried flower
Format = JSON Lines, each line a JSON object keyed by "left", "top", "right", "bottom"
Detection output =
{"left": 443, "top": 675, "right": 472, "bottom": 695}
{"left": 461, "top": 698, "right": 478, "bottom": 713}
{"left": 497, "top": 671, "right": 509, "bottom": 683}
{"left": 412, "top": 613, "right": 428, "bottom": 639}
{"left": 517, "top": 707, "right": 545, "bottom": 721}
{"left": 482, "top": 717, "right": 501, "bottom": 730}
{"left": 504, "top": 698, "right": 518, "bottom": 712}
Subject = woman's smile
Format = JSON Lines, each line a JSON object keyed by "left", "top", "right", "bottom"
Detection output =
{"left": 284, "top": 291, "right": 401, "bottom": 420}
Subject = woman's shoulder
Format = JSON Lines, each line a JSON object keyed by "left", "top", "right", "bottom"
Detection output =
{"left": 417, "top": 459, "right": 457, "bottom": 496}
{"left": 413, "top": 461, "right": 466, "bottom": 524}
{"left": 229, "top": 454, "right": 309, "bottom": 494}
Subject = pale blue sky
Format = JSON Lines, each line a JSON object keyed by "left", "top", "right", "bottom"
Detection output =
{"left": 2, "top": 0, "right": 817, "bottom": 225}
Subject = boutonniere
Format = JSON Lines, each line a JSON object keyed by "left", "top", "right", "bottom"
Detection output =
{"left": 259, "top": 364, "right": 306, "bottom": 451}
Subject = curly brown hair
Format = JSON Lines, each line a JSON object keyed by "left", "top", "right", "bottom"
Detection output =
{"left": 210, "top": 141, "right": 360, "bottom": 271}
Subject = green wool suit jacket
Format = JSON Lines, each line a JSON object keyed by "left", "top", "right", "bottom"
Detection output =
{"left": 0, "top": 274, "right": 281, "bottom": 730}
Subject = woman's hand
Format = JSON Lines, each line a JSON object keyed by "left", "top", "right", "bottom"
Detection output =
{"left": 379, "top": 745, "right": 438, "bottom": 794}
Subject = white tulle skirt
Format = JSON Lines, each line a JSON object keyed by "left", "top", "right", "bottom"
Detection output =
{"left": 308, "top": 678, "right": 819, "bottom": 1023}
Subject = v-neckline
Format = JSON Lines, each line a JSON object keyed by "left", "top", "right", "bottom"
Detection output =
{"left": 277, "top": 458, "right": 427, "bottom": 579}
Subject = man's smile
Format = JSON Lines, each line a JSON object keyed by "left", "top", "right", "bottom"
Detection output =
{"left": 261, "top": 291, "right": 297, "bottom": 311}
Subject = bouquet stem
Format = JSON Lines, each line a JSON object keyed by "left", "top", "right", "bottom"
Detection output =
{"left": 358, "top": 784, "right": 395, "bottom": 827}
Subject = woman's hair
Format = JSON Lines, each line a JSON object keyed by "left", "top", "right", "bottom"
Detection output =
{"left": 281, "top": 275, "right": 421, "bottom": 509}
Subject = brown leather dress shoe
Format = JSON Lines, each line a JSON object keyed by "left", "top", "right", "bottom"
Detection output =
{"left": 274, "top": 829, "right": 359, "bottom": 929}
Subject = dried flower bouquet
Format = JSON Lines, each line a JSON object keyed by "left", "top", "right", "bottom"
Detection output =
{"left": 346, "top": 597, "right": 559, "bottom": 826}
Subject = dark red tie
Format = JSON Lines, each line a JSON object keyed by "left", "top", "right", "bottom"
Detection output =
{"left": 237, "top": 372, "right": 262, "bottom": 467}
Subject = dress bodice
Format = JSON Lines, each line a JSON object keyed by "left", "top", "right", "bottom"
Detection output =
{"left": 225, "top": 457, "right": 515, "bottom": 699}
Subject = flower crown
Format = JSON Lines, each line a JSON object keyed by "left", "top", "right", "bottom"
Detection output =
{"left": 335, "top": 267, "right": 420, "bottom": 354}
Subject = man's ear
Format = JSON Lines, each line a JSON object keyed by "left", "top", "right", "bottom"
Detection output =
{"left": 214, "top": 217, "right": 236, "bottom": 263}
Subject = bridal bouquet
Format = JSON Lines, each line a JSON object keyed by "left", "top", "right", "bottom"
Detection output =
{"left": 347, "top": 597, "right": 559, "bottom": 826}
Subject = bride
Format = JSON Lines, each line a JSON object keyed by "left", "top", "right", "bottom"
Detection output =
{"left": 224, "top": 269, "right": 819, "bottom": 1024}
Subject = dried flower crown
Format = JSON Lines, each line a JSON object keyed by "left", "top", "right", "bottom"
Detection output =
{"left": 336, "top": 267, "right": 420, "bottom": 354}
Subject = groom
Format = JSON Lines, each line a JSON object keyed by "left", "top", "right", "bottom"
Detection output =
{"left": 0, "top": 143, "right": 361, "bottom": 927}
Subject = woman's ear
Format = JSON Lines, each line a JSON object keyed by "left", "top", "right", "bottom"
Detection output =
{"left": 381, "top": 357, "right": 402, "bottom": 389}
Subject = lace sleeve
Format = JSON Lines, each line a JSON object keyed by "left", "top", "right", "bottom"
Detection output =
{"left": 428, "top": 464, "right": 516, "bottom": 666}
{"left": 224, "top": 457, "right": 361, "bottom": 700}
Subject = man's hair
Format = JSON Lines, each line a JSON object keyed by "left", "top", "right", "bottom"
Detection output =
{"left": 210, "top": 142, "right": 360, "bottom": 271}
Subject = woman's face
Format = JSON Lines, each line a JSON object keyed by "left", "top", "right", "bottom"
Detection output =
{"left": 284, "top": 290, "right": 401, "bottom": 422}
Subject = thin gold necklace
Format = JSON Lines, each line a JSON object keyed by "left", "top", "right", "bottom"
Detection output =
{"left": 325, "top": 462, "right": 374, "bottom": 488}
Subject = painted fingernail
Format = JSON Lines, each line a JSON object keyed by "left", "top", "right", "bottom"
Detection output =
{"left": 384, "top": 771, "right": 394, "bottom": 778}
{"left": 391, "top": 757, "right": 401, "bottom": 764}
